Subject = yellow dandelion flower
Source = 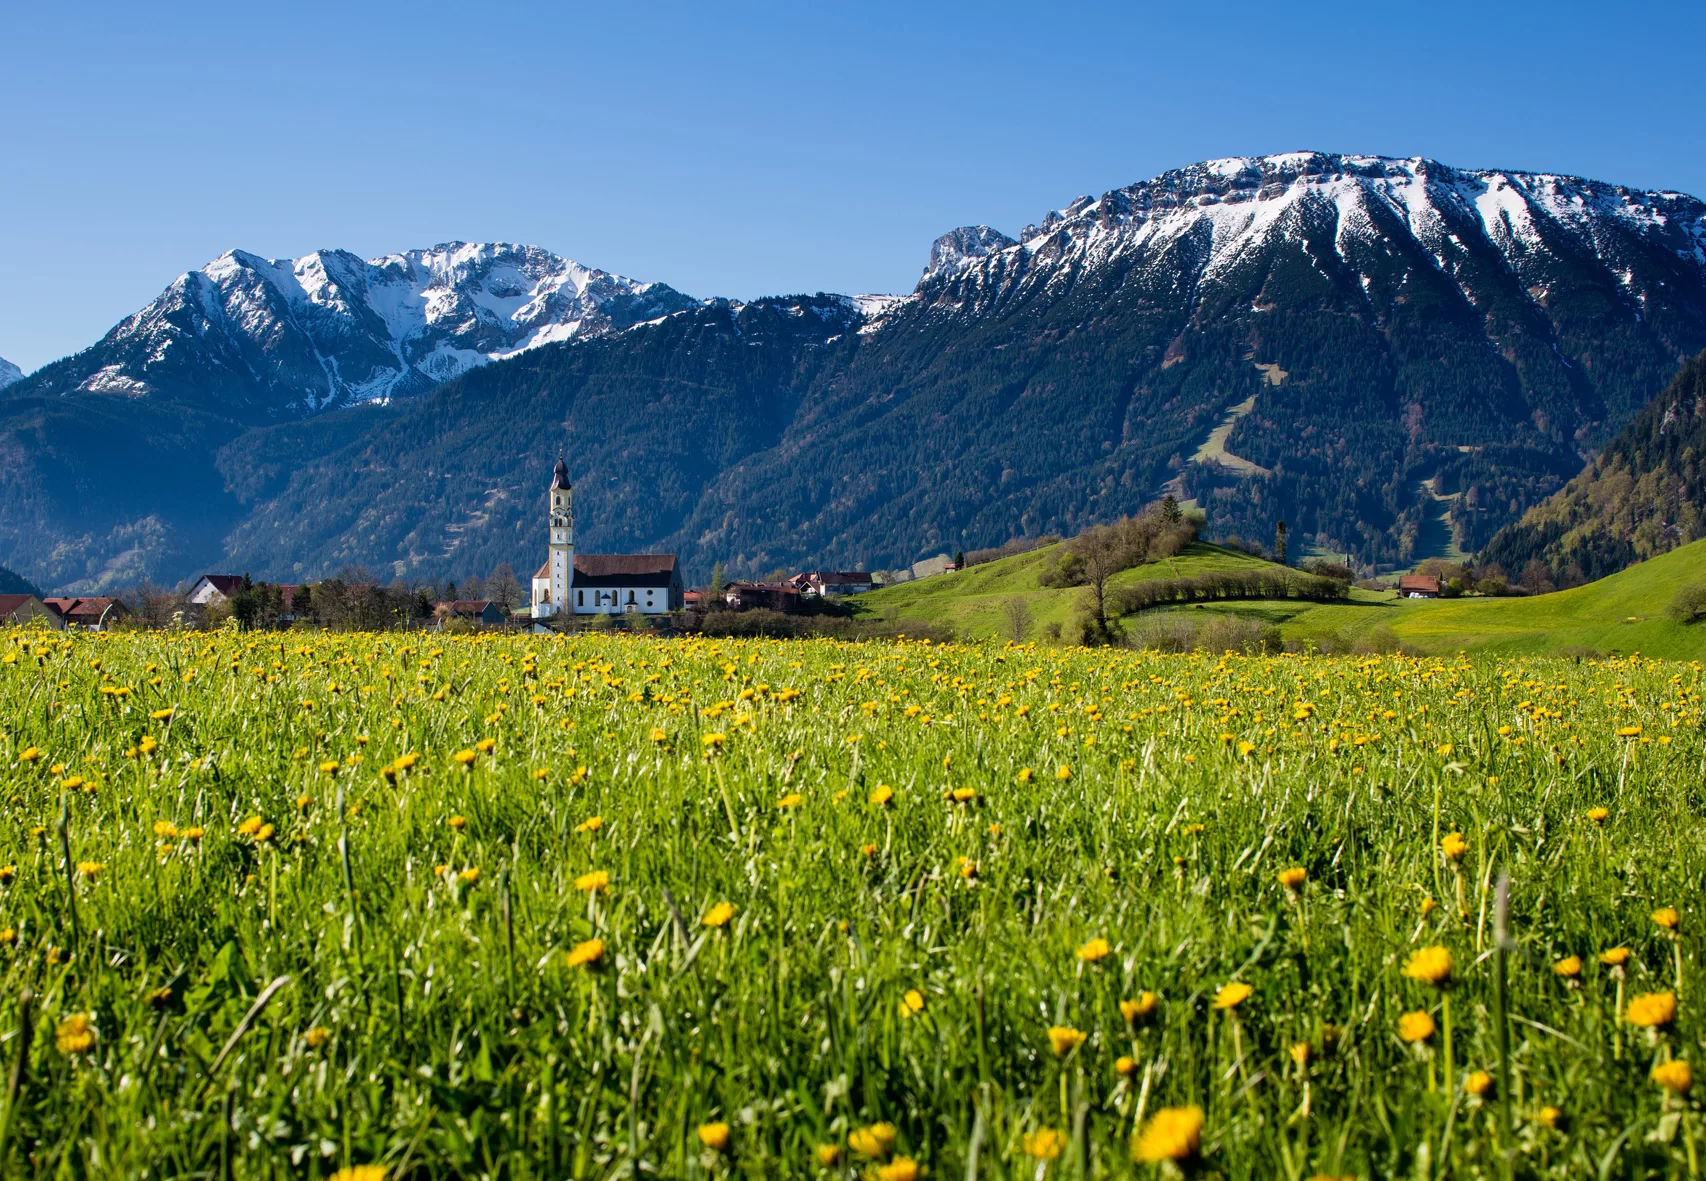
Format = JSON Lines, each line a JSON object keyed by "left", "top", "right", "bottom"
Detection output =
{"left": 564, "top": 938, "right": 605, "bottom": 968}
{"left": 815, "top": 1144, "right": 841, "bottom": 1167}
{"left": 1022, "top": 1128, "right": 1066, "bottom": 1160}
{"left": 236, "top": 815, "right": 263, "bottom": 836}
{"left": 1131, "top": 1105, "right": 1203, "bottom": 1164}
{"left": 55, "top": 1013, "right": 96, "bottom": 1055}
{"left": 152, "top": 820, "right": 178, "bottom": 838}
{"left": 876, "top": 1159, "right": 919, "bottom": 1181}
{"left": 1535, "top": 1105, "right": 1563, "bottom": 1130}
{"left": 648, "top": 727, "right": 667, "bottom": 743}
{"left": 1653, "top": 907, "right": 1680, "bottom": 930}
{"left": 1440, "top": 832, "right": 1468, "bottom": 861}
{"left": 575, "top": 870, "right": 610, "bottom": 893}
{"left": 1465, "top": 1070, "right": 1493, "bottom": 1097}
{"left": 18, "top": 747, "right": 41, "bottom": 764}
{"left": 1120, "top": 992, "right": 1160, "bottom": 1024}
{"left": 330, "top": 1167, "right": 386, "bottom": 1181}
{"left": 777, "top": 792, "right": 804, "bottom": 809}
{"left": 1586, "top": 806, "right": 1609, "bottom": 823}
{"left": 899, "top": 989, "right": 926, "bottom": 1017}
{"left": 849, "top": 1122, "right": 897, "bottom": 1159}
{"left": 1017, "top": 767, "right": 1033, "bottom": 783}
{"left": 1652, "top": 1060, "right": 1693, "bottom": 1095}
{"left": 1115, "top": 1054, "right": 1138, "bottom": 1076}
{"left": 869, "top": 784, "right": 894, "bottom": 806}
{"left": 318, "top": 760, "right": 339, "bottom": 776}
{"left": 452, "top": 749, "right": 476, "bottom": 765}
{"left": 701, "top": 732, "right": 726, "bottom": 748}
{"left": 1600, "top": 946, "right": 1631, "bottom": 966}
{"left": 574, "top": 815, "right": 602, "bottom": 834}
{"left": 1403, "top": 945, "right": 1453, "bottom": 986}
{"left": 697, "top": 1122, "right": 730, "bottom": 1152}
{"left": 76, "top": 861, "right": 103, "bottom": 880}
{"left": 1055, "top": 764, "right": 1072, "bottom": 781}
{"left": 1047, "top": 1025, "right": 1087, "bottom": 1056}
{"left": 1398, "top": 1010, "right": 1435, "bottom": 1042}
{"left": 1289, "top": 1042, "right": 1311, "bottom": 1067}
{"left": 860, "top": 842, "right": 878, "bottom": 857}
{"left": 149, "top": 707, "right": 175, "bottom": 721}
{"left": 1616, "top": 725, "right": 1642, "bottom": 738}
{"left": 1552, "top": 955, "right": 1582, "bottom": 978}
{"left": 1076, "top": 937, "right": 1112, "bottom": 963}
{"left": 447, "top": 815, "right": 467, "bottom": 831}
{"left": 1212, "top": 981, "right": 1252, "bottom": 1010}
{"left": 1627, "top": 991, "right": 1677, "bottom": 1028}
{"left": 702, "top": 901, "right": 736, "bottom": 928}
{"left": 475, "top": 737, "right": 496, "bottom": 753}
{"left": 1277, "top": 866, "right": 1307, "bottom": 890}
{"left": 304, "top": 1026, "right": 331, "bottom": 1049}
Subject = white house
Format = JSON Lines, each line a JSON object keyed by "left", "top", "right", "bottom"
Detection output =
{"left": 187, "top": 574, "right": 245, "bottom": 605}
{"left": 530, "top": 457, "right": 684, "bottom": 618}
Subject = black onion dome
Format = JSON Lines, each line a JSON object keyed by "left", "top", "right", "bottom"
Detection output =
{"left": 551, "top": 457, "right": 572, "bottom": 490}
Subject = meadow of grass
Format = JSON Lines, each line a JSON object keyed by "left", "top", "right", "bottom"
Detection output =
{"left": 866, "top": 538, "right": 1706, "bottom": 659}
{"left": 0, "top": 626, "right": 1702, "bottom": 1177}
{"left": 859, "top": 543, "right": 1273, "bottom": 641}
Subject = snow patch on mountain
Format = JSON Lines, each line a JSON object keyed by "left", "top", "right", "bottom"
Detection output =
{"left": 916, "top": 152, "right": 1706, "bottom": 324}
{"left": 0, "top": 356, "right": 22, "bottom": 389}
{"left": 50, "top": 242, "right": 701, "bottom": 418}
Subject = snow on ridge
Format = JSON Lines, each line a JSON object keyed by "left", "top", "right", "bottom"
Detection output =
{"left": 920, "top": 152, "right": 1706, "bottom": 297}
{"left": 0, "top": 356, "right": 26, "bottom": 389}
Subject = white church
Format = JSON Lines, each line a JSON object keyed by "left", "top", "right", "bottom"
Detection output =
{"left": 530, "top": 456, "right": 685, "bottom": 618}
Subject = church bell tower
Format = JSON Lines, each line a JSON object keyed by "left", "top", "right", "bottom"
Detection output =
{"left": 549, "top": 455, "right": 574, "bottom": 616}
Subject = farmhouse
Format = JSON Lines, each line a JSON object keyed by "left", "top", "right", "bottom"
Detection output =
{"left": 1398, "top": 574, "right": 1441, "bottom": 599}
{"left": 436, "top": 600, "right": 506, "bottom": 625}
{"left": 529, "top": 457, "right": 684, "bottom": 618}
{"left": 0, "top": 594, "right": 62, "bottom": 629}
{"left": 42, "top": 597, "right": 128, "bottom": 630}
{"left": 187, "top": 574, "right": 245, "bottom": 605}
{"left": 787, "top": 571, "right": 876, "bottom": 596}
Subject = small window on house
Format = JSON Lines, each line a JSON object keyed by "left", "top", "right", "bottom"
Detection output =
{"left": 627, "top": 590, "right": 636, "bottom": 604}
{"left": 577, "top": 589, "right": 584, "bottom": 606}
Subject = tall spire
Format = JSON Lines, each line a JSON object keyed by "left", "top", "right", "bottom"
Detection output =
{"left": 551, "top": 450, "right": 571, "bottom": 490}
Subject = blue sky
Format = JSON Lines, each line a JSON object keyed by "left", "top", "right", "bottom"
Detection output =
{"left": 3, "top": 0, "right": 1702, "bottom": 371}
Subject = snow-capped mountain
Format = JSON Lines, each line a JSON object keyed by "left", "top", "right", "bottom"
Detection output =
{"left": 901, "top": 152, "right": 1706, "bottom": 325}
{"left": 0, "top": 356, "right": 21, "bottom": 389}
{"left": 15, "top": 243, "right": 698, "bottom": 420}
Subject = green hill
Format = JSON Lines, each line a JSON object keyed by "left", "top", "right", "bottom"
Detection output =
{"left": 1478, "top": 351, "right": 1706, "bottom": 584}
{"left": 1213, "top": 538, "right": 1706, "bottom": 658}
{"left": 856, "top": 541, "right": 1278, "bottom": 640}
{"left": 862, "top": 536, "right": 1706, "bottom": 658}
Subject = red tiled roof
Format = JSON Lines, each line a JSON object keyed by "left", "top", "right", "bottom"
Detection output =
{"left": 0, "top": 594, "right": 39, "bottom": 616}
{"left": 438, "top": 600, "right": 493, "bottom": 614}
{"left": 575, "top": 554, "right": 676, "bottom": 577}
{"left": 534, "top": 562, "right": 550, "bottom": 580}
{"left": 1398, "top": 574, "right": 1440, "bottom": 592}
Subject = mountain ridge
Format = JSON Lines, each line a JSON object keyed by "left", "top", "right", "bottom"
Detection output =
{"left": 5, "top": 151, "right": 1706, "bottom": 593}
{"left": 0, "top": 357, "right": 21, "bottom": 389}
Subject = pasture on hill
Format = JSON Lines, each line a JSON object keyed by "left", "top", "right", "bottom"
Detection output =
{"left": 0, "top": 627, "right": 1701, "bottom": 1176}
{"left": 862, "top": 538, "right": 1706, "bottom": 658}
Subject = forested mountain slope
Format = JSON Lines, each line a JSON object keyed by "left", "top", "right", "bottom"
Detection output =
{"left": 4, "top": 152, "right": 1705, "bottom": 592}
{"left": 1478, "top": 351, "right": 1706, "bottom": 582}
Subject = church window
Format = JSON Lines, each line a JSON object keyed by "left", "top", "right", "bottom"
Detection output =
{"left": 578, "top": 590, "right": 584, "bottom": 606}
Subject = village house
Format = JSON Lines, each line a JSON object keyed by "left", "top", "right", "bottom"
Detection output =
{"left": 186, "top": 574, "right": 246, "bottom": 605}
{"left": 529, "top": 457, "right": 684, "bottom": 618}
{"left": 42, "top": 597, "right": 128, "bottom": 630}
{"left": 786, "top": 571, "right": 876, "bottom": 596}
{"left": 724, "top": 582, "right": 803, "bottom": 612}
{"left": 0, "top": 594, "right": 63, "bottom": 629}
{"left": 1398, "top": 574, "right": 1441, "bottom": 599}
{"left": 435, "top": 600, "right": 506, "bottom": 625}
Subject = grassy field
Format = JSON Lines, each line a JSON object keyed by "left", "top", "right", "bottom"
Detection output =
{"left": 864, "top": 539, "right": 1706, "bottom": 658}
{"left": 859, "top": 542, "right": 1274, "bottom": 641}
{"left": 0, "top": 626, "right": 1702, "bottom": 1176}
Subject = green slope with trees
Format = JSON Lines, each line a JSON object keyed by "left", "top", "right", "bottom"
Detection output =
{"left": 1478, "top": 351, "right": 1706, "bottom": 584}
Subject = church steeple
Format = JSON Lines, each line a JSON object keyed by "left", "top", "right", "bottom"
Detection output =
{"left": 545, "top": 452, "right": 574, "bottom": 618}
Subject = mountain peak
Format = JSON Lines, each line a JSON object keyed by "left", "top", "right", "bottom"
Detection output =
{"left": 24, "top": 243, "right": 701, "bottom": 419}
{"left": 0, "top": 356, "right": 22, "bottom": 389}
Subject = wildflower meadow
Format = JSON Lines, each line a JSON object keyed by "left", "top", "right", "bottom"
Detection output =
{"left": 0, "top": 626, "right": 1700, "bottom": 1178}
